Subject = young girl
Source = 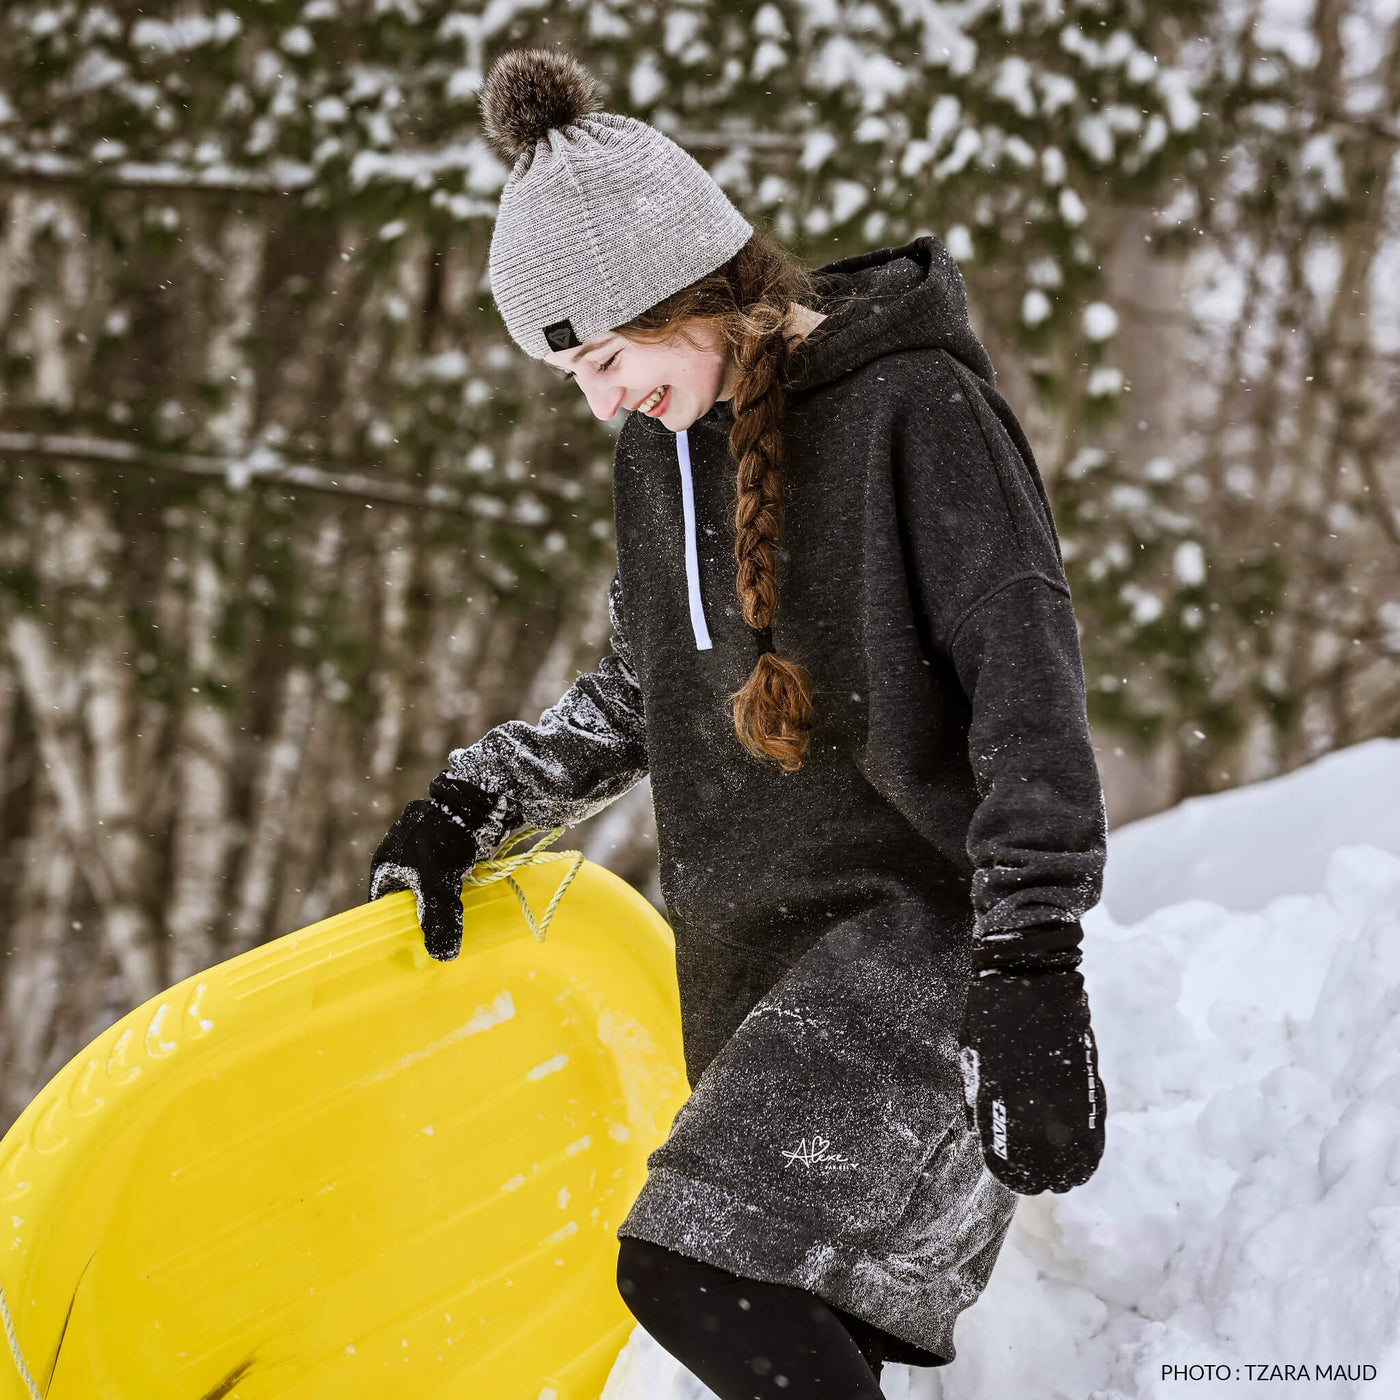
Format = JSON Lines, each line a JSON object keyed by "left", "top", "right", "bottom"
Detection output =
{"left": 371, "top": 48, "right": 1107, "bottom": 1396}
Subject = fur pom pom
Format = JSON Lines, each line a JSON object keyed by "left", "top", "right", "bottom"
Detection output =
{"left": 479, "top": 48, "right": 604, "bottom": 166}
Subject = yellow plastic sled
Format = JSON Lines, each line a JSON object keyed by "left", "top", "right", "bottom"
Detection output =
{"left": 0, "top": 833, "right": 689, "bottom": 1400}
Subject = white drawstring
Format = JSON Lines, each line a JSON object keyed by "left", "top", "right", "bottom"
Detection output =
{"left": 675, "top": 430, "right": 712, "bottom": 650}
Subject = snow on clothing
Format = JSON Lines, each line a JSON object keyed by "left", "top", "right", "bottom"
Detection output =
{"left": 445, "top": 234, "right": 1108, "bottom": 1367}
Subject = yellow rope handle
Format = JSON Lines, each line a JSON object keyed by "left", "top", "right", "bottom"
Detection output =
{"left": 0, "top": 1276, "right": 42, "bottom": 1400}
{"left": 462, "top": 826, "right": 585, "bottom": 943}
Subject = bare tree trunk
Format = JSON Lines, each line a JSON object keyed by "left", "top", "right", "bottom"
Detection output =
{"left": 367, "top": 512, "right": 417, "bottom": 786}
{"left": 85, "top": 640, "right": 160, "bottom": 994}
{"left": 0, "top": 659, "right": 17, "bottom": 814}
{"left": 521, "top": 556, "right": 616, "bottom": 720}
{"left": 8, "top": 613, "right": 162, "bottom": 1003}
{"left": 202, "top": 213, "right": 265, "bottom": 449}
{"left": 0, "top": 803, "right": 75, "bottom": 1124}
{"left": 164, "top": 520, "right": 238, "bottom": 983}
{"left": 1271, "top": 2, "right": 1400, "bottom": 770}
{"left": 229, "top": 664, "right": 316, "bottom": 953}
{"left": 268, "top": 683, "right": 339, "bottom": 935}
{"left": 412, "top": 590, "right": 489, "bottom": 778}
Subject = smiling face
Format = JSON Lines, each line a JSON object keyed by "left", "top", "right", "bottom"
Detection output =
{"left": 543, "top": 321, "right": 739, "bottom": 430}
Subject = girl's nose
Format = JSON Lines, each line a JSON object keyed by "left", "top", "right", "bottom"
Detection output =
{"left": 586, "top": 383, "right": 625, "bottom": 419}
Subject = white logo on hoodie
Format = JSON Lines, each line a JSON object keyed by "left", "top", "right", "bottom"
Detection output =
{"left": 782, "top": 1134, "right": 858, "bottom": 1171}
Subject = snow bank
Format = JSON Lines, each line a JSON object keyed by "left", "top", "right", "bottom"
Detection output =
{"left": 602, "top": 738, "right": 1400, "bottom": 1397}
{"left": 1101, "top": 736, "right": 1400, "bottom": 924}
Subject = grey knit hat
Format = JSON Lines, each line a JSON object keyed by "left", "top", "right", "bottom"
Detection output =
{"left": 479, "top": 49, "right": 754, "bottom": 361}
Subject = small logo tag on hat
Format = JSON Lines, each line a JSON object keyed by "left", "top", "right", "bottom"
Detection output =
{"left": 543, "top": 319, "right": 581, "bottom": 350}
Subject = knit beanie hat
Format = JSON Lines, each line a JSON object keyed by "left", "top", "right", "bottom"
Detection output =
{"left": 478, "top": 49, "right": 754, "bottom": 361}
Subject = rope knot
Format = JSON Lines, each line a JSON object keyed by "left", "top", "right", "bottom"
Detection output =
{"left": 463, "top": 825, "right": 585, "bottom": 943}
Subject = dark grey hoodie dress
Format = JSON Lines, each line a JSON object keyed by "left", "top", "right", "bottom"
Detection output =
{"left": 446, "top": 234, "right": 1107, "bottom": 1367}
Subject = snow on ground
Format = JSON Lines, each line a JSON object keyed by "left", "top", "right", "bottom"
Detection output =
{"left": 602, "top": 738, "right": 1400, "bottom": 1399}
{"left": 1100, "top": 737, "right": 1400, "bottom": 924}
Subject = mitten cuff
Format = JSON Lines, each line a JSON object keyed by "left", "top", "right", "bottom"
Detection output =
{"left": 427, "top": 771, "right": 519, "bottom": 859}
{"left": 971, "top": 920, "right": 1084, "bottom": 976}
{"left": 368, "top": 860, "right": 423, "bottom": 906}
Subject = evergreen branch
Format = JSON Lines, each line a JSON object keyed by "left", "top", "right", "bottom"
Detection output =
{"left": 0, "top": 131, "right": 803, "bottom": 196}
{"left": 0, "top": 431, "right": 480, "bottom": 515}
{"left": 0, "top": 152, "right": 317, "bottom": 194}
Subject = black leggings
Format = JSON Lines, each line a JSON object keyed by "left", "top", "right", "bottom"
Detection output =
{"left": 616, "top": 1234, "right": 886, "bottom": 1398}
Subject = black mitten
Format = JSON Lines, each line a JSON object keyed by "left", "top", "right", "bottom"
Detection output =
{"left": 957, "top": 923, "right": 1106, "bottom": 1194}
{"left": 368, "top": 772, "right": 514, "bottom": 961}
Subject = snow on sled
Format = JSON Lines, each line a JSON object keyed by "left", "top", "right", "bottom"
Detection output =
{"left": 0, "top": 835, "right": 688, "bottom": 1400}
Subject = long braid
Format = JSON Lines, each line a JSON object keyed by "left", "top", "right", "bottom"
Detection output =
{"left": 725, "top": 303, "right": 816, "bottom": 774}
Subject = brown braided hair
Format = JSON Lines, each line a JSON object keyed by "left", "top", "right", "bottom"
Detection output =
{"left": 611, "top": 227, "right": 860, "bottom": 775}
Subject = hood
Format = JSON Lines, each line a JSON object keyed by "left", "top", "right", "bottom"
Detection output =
{"left": 783, "top": 234, "right": 996, "bottom": 396}
{"left": 625, "top": 236, "right": 1002, "bottom": 658}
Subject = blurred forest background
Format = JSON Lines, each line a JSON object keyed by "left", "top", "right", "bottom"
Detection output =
{"left": 1, "top": 0, "right": 1398, "bottom": 1132}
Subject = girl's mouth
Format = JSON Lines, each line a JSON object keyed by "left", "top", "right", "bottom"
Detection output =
{"left": 641, "top": 385, "right": 671, "bottom": 416}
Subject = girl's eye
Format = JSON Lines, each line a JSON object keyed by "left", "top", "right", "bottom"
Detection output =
{"left": 558, "top": 348, "right": 618, "bottom": 382}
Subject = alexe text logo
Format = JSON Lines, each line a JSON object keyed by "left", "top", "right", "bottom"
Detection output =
{"left": 782, "top": 1134, "right": 859, "bottom": 1171}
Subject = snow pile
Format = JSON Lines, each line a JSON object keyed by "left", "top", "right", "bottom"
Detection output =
{"left": 1100, "top": 737, "right": 1400, "bottom": 923}
{"left": 603, "top": 738, "right": 1400, "bottom": 1399}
